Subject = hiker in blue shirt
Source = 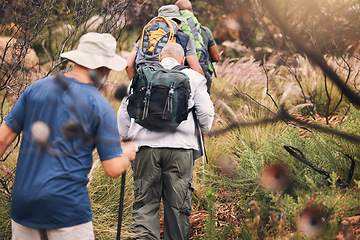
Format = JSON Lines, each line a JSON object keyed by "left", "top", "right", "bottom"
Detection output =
{"left": 0, "top": 32, "right": 136, "bottom": 240}
{"left": 118, "top": 42, "right": 214, "bottom": 240}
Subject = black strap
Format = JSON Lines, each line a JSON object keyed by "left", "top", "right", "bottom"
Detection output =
{"left": 172, "top": 65, "right": 191, "bottom": 71}
{"left": 283, "top": 145, "right": 347, "bottom": 188}
{"left": 163, "top": 82, "right": 176, "bottom": 120}
{"left": 142, "top": 82, "right": 152, "bottom": 120}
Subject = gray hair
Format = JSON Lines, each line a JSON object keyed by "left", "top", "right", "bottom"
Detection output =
{"left": 160, "top": 42, "right": 184, "bottom": 59}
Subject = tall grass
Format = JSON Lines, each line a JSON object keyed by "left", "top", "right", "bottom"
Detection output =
{"left": 89, "top": 159, "right": 134, "bottom": 239}
{"left": 202, "top": 55, "right": 360, "bottom": 239}
{"left": 1, "top": 54, "right": 360, "bottom": 239}
{"left": 0, "top": 146, "right": 18, "bottom": 240}
{"left": 91, "top": 54, "right": 360, "bottom": 239}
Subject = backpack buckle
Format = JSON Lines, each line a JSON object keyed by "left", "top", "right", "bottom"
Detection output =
{"left": 162, "top": 82, "right": 176, "bottom": 120}
{"left": 142, "top": 82, "right": 153, "bottom": 119}
{"left": 168, "top": 82, "right": 175, "bottom": 97}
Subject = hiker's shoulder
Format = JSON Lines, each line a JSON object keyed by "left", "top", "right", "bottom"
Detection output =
{"left": 181, "top": 67, "right": 206, "bottom": 83}
{"left": 200, "top": 25, "right": 212, "bottom": 35}
{"left": 177, "top": 30, "right": 190, "bottom": 39}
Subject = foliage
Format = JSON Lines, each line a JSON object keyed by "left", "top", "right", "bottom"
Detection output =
{"left": 1, "top": 1, "right": 360, "bottom": 239}
{"left": 212, "top": 54, "right": 360, "bottom": 120}
{"left": 198, "top": 53, "right": 360, "bottom": 239}
{"left": 0, "top": 144, "right": 18, "bottom": 239}
{"left": 323, "top": 104, "right": 360, "bottom": 162}
{"left": 98, "top": 0, "right": 360, "bottom": 63}
{"left": 203, "top": 187, "right": 217, "bottom": 239}
{"left": 0, "top": 1, "right": 131, "bottom": 238}
{"left": 257, "top": 0, "right": 360, "bottom": 55}
{"left": 202, "top": 119, "right": 360, "bottom": 238}
{"left": 2, "top": 52, "right": 360, "bottom": 239}
{"left": 0, "top": 0, "right": 131, "bottom": 108}
{"left": 0, "top": 199, "right": 11, "bottom": 239}
{"left": 122, "top": 0, "right": 175, "bottom": 28}
{"left": 88, "top": 159, "right": 134, "bottom": 239}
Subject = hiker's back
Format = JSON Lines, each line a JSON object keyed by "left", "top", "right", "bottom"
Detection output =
{"left": 179, "top": 10, "right": 214, "bottom": 87}
{"left": 179, "top": 10, "right": 208, "bottom": 65}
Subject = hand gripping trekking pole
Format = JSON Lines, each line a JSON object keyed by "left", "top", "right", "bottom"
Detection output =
{"left": 116, "top": 170, "right": 126, "bottom": 240}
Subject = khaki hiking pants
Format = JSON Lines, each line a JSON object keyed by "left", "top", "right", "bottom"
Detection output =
{"left": 130, "top": 147, "right": 194, "bottom": 240}
{"left": 11, "top": 220, "right": 94, "bottom": 240}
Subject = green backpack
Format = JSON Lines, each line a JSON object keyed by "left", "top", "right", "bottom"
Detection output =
{"left": 179, "top": 10, "right": 214, "bottom": 81}
{"left": 127, "top": 63, "right": 191, "bottom": 132}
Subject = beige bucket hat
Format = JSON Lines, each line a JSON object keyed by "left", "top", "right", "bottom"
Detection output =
{"left": 60, "top": 32, "right": 126, "bottom": 71}
{"left": 158, "top": 5, "right": 186, "bottom": 22}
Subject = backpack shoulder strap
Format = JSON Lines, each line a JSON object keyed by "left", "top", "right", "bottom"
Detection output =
{"left": 139, "top": 16, "right": 178, "bottom": 49}
{"left": 175, "top": 31, "right": 189, "bottom": 52}
{"left": 136, "top": 61, "right": 163, "bottom": 71}
{"left": 172, "top": 65, "right": 191, "bottom": 71}
{"left": 146, "top": 62, "right": 163, "bottom": 69}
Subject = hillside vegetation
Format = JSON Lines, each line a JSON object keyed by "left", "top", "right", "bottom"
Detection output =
{"left": 1, "top": 0, "right": 360, "bottom": 239}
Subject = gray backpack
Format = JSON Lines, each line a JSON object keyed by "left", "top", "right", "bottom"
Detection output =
{"left": 135, "top": 16, "right": 178, "bottom": 67}
{"left": 127, "top": 63, "right": 191, "bottom": 131}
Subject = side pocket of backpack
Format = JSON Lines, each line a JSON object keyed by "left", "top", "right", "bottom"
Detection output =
{"left": 127, "top": 70, "right": 146, "bottom": 120}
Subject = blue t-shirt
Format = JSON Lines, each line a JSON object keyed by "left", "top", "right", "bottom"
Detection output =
{"left": 4, "top": 75, "right": 123, "bottom": 229}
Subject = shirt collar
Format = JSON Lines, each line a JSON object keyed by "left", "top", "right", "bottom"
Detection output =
{"left": 160, "top": 57, "right": 180, "bottom": 69}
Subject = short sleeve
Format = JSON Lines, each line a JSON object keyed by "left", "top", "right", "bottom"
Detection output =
{"left": 4, "top": 90, "right": 28, "bottom": 134}
{"left": 132, "top": 41, "right": 139, "bottom": 52}
{"left": 185, "top": 37, "right": 197, "bottom": 56}
{"left": 95, "top": 104, "right": 123, "bottom": 161}
{"left": 202, "top": 26, "right": 216, "bottom": 47}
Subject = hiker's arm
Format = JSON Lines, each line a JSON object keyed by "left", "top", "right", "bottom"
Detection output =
{"left": 0, "top": 123, "right": 18, "bottom": 159}
{"left": 126, "top": 51, "right": 137, "bottom": 80}
{"left": 185, "top": 37, "right": 205, "bottom": 76}
{"left": 193, "top": 77, "right": 214, "bottom": 132}
{"left": 209, "top": 44, "right": 220, "bottom": 62}
{"left": 117, "top": 94, "right": 131, "bottom": 140}
{"left": 202, "top": 26, "right": 220, "bottom": 62}
{"left": 101, "top": 141, "right": 136, "bottom": 178}
{"left": 186, "top": 55, "right": 204, "bottom": 76}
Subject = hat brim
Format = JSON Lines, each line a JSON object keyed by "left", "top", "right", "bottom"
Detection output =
{"left": 60, "top": 50, "right": 127, "bottom": 71}
{"left": 171, "top": 16, "right": 186, "bottom": 22}
{"left": 160, "top": 14, "right": 186, "bottom": 22}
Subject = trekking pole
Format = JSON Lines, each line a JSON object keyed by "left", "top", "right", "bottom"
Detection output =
{"left": 210, "top": 61, "right": 217, "bottom": 78}
{"left": 202, "top": 134, "right": 208, "bottom": 164}
{"left": 192, "top": 109, "right": 208, "bottom": 164}
{"left": 116, "top": 170, "right": 126, "bottom": 240}
{"left": 199, "top": 130, "right": 208, "bottom": 165}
